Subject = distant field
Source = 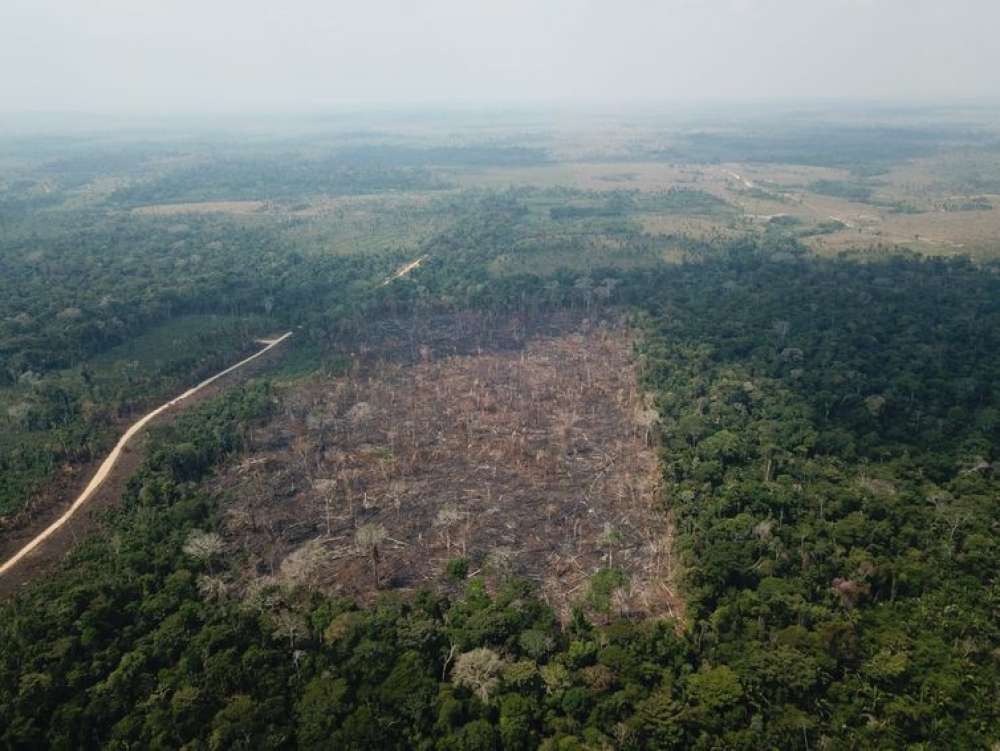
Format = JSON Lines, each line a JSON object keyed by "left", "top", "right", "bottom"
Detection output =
{"left": 114, "top": 149, "right": 1000, "bottom": 259}
{"left": 450, "top": 156, "right": 1000, "bottom": 257}
{"left": 125, "top": 192, "right": 454, "bottom": 255}
{"left": 285, "top": 191, "right": 453, "bottom": 256}
{"left": 448, "top": 162, "right": 702, "bottom": 191}
{"left": 131, "top": 200, "right": 267, "bottom": 216}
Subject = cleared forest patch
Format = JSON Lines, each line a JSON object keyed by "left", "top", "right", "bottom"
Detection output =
{"left": 212, "top": 313, "right": 682, "bottom": 623}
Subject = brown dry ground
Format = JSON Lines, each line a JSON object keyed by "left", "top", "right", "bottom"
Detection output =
{"left": 213, "top": 312, "right": 682, "bottom": 623}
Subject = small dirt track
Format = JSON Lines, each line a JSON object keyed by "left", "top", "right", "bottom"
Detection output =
{"left": 0, "top": 332, "right": 292, "bottom": 579}
{"left": 381, "top": 255, "right": 427, "bottom": 286}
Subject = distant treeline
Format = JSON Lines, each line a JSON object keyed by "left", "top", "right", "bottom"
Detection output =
{"left": 332, "top": 144, "right": 550, "bottom": 168}
{"left": 109, "top": 158, "right": 449, "bottom": 205}
{"left": 642, "top": 125, "right": 972, "bottom": 167}
{"left": 106, "top": 145, "right": 549, "bottom": 206}
{"left": 549, "top": 189, "right": 732, "bottom": 220}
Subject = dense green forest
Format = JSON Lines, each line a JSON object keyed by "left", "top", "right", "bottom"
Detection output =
{"left": 2, "top": 242, "right": 998, "bottom": 749}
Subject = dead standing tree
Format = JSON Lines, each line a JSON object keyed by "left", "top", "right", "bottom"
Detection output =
{"left": 355, "top": 523, "right": 387, "bottom": 588}
{"left": 183, "top": 529, "right": 224, "bottom": 574}
{"left": 435, "top": 506, "right": 468, "bottom": 555}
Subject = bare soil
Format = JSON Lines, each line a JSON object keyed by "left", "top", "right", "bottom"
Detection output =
{"left": 214, "top": 312, "right": 683, "bottom": 623}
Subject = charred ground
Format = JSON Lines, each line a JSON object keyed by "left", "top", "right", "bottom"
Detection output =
{"left": 210, "top": 311, "right": 681, "bottom": 622}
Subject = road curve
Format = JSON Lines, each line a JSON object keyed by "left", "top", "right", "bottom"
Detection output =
{"left": 0, "top": 332, "right": 293, "bottom": 577}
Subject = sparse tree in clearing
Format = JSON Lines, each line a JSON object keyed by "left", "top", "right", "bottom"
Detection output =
{"left": 634, "top": 404, "right": 660, "bottom": 446}
{"left": 387, "top": 479, "right": 408, "bottom": 518}
{"left": 323, "top": 487, "right": 335, "bottom": 536}
{"left": 292, "top": 433, "right": 317, "bottom": 477}
{"left": 183, "top": 530, "right": 224, "bottom": 573}
{"left": 612, "top": 584, "right": 633, "bottom": 618}
{"left": 280, "top": 538, "right": 330, "bottom": 588}
{"left": 452, "top": 648, "right": 504, "bottom": 703}
{"left": 600, "top": 522, "right": 625, "bottom": 568}
{"left": 435, "top": 506, "right": 466, "bottom": 553}
{"left": 337, "top": 467, "right": 362, "bottom": 518}
{"left": 355, "top": 523, "right": 387, "bottom": 588}
{"left": 311, "top": 478, "right": 340, "bottom": 537}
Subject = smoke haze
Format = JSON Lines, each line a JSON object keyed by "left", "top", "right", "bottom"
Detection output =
{"left": 2, "top": 0, "right": 998, "bottom": 113}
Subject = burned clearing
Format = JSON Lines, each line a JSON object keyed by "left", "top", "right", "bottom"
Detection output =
{"left": 214, "top": 313, "right": 680, "bottom": 622}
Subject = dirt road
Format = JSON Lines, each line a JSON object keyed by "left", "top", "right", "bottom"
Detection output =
{"left": 381, "top": 255, "right": 427, "bottom": 286}
{"left": 0, "top": 332, "right": 292, "bottom": 578}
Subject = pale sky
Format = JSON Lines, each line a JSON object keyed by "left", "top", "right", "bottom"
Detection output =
{"left": 2, "top": 0, "right": 998, "bottom": 113}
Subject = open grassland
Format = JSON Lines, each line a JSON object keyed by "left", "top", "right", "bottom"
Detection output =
{"left": 449, "top": 156, "right": 1000, "bottom": 257}
{"left": 126, "top": 192, "right": 454, "bottom": 256}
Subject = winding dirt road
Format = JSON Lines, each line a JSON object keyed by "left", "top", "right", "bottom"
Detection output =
{"left": 0, "top": 332, "right": 292, "bottom": 578}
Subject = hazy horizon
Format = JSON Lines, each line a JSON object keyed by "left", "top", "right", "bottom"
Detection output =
{"left": 4, "top": 0, "right": 999, "bottom": 116}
